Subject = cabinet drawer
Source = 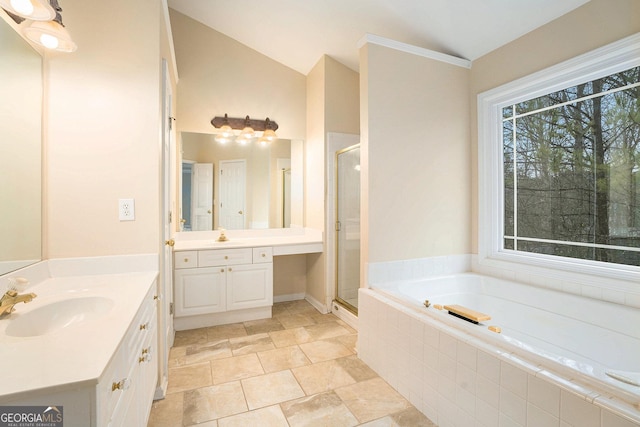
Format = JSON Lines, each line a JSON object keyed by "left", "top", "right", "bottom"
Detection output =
{"left": 253, "top": 247, "right": 273, "bottom": 263}
{"left": 198, "top": 248, "right": 252, "bottom": 267}
{"left": 174, "top": 251, "right": 197, "bottom": 269}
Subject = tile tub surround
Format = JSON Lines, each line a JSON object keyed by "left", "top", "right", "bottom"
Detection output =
{"left": 358, "top": 289, "right": 640, "bottom": 427}
{"left": 147, "top": 300, "right": 436, "bottom": 426}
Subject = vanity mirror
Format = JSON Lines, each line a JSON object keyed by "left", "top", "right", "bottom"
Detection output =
{"left": 0, "top": 14, "right": 43, "bottom": 275}
{"left": 180, "top": 132, "right": 303, "bottom": 231}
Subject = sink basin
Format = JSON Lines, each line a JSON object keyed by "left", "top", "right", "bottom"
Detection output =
{"left": 5, "top": 296, "right": 115, "bottom": 337}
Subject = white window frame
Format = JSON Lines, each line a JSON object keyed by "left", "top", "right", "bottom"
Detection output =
{"left": 478, "top": 33, "right": 640, "bottom": 283}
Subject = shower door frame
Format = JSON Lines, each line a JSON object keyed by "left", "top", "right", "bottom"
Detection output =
{"left": 334, "top": 143, "right": 361, "bottom": 315}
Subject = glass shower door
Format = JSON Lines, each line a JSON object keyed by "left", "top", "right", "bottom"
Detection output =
{"left": 335, "top": 144, "right": 360, "bottom": 314}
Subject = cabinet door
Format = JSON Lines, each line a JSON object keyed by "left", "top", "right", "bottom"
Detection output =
{"left": 226, "top": 263, "right": 273, "bottom": 311}
{"left": 174, "top": 267, "right": 226, "bottom": 316}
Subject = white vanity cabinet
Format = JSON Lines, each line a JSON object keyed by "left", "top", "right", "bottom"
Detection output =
{"left": 174, "top": 247, "right": 273, "bottom": 328}
{"left": 99, "top": 284, "right": 158, "bottom": 427}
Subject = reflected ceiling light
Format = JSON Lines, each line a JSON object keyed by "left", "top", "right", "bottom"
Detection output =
{"left": 23, "top": 0, "right": 77, "bottom": 52}
{"left": 262, "top": 118, "right": 278, "bottom": 142}
{"left": 218, "top": 113, "right": 234, "bottom": 138}
{"left": 210, "top": 114, "right": 279, "bottom": 145}
{"left": 0, "top": 0, "right": 55, "bottom": 21}
{"left": 239, "top": 115, "right": 255, "bottom": 141}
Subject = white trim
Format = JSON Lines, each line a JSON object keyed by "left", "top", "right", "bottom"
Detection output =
{"left": 478, "top": 33, "right": 640, "bottom": 285}
{"left": 273, "top": 293, "right": 306, "bottom": 303}
{"left": 357, "top": 33, "right": 471, "bottom": 69}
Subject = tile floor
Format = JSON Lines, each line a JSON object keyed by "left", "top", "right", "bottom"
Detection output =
{"left": 148, "top": 300, "right": 436, "bottom": 426}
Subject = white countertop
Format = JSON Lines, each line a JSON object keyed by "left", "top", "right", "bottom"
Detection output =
{"left": 173, "top": 228, "right": 323, "bottom": 255}
{"left": 0, "top": 271, "right": 157, "bottom": 401}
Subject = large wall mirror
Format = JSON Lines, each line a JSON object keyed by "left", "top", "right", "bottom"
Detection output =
{"left": 180, "top": 132, "right": 304, "bottom": 231}
{"left": 0, "top": 14, "right": 43, "bottom": 275}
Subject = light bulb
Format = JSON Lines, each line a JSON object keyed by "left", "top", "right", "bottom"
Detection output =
{"left": 10, "top": 0, "right": 33, "bottom": 15}
{"left": 219, "top": 124, "right": 233, "bottom": 138}
{"left": 40, "top": 33, "right": 59, "bottom": 49}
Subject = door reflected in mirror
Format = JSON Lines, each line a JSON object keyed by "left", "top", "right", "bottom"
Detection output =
{"left": 180, "top": 132, "right": 303, "bottom": 231}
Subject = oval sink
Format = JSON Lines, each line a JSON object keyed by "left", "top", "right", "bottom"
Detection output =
{"left": 5, "top": 296, "right": 115, "bottom": 337}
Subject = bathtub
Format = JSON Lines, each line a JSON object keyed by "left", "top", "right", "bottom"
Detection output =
{"left": 358, "top": 273, "right": 640, "bottom": 426}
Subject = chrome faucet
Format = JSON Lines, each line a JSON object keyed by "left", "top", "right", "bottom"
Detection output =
{"left": 0, "top": 278, "right": 37, "bottom": 317}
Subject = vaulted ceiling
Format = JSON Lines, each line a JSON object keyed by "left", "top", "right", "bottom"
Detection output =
{"left": 167, "top": 0, "right": 591, "bottom": 75}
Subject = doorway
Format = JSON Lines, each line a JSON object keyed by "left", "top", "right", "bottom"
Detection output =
{"left": 335, "top": 144, "right": 361, "bottom": 314}
{"left": 219, "top": 159, "right": 247, "bottom": 229}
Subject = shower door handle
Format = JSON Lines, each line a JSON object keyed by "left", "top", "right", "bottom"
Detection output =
{"left": 335, "top": 221, "right": 341, "bottom": 231}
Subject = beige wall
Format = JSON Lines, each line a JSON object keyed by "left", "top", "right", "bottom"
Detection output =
{"left": 305, "top": 55, "right": 360, "bottom": 307}
{"left": 169, "top": 9, "right": 306, "bottom": 141}
{"left": 361, "top": 43, "right": 471, "bottom": 263}
{"left": 469, "top": 0, "right": 640, "bottom": 253}
{"left": 45, "top": 0, "right": 163, "bottom": 258}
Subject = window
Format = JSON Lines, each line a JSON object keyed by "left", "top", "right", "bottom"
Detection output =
{"left": 479, "top": 34, "right": 640, "bottom": 279}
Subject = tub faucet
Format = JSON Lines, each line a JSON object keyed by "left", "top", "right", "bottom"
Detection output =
{"left": 0, "top": 278, "right": 37, "bottom": 317}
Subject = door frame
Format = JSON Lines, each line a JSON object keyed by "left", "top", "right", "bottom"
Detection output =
{"left": 157, "top": 58, "right": 175, "bottom": 398}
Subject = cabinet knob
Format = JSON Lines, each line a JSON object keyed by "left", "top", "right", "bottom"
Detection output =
{"left": 261, "top": 253, "right": 266, "bottom": 257}
{"left": 184, "top": 258, "right": 189, "bottom": 263}
{"left": 165, "top": 239, "right": 175, "bottom": 247}
{"left": 139, "top": 322, "right": 148, "bottom": 330}
{"left": 220, "top": 268, "right": 224, "bottom": 273}
{"left": 224, "top": 255, "right": 228, "bottom": 260}
{"left": 228, "top": 268, "right": 232, "bottom": 272}
{"left": 112, "top": 378, "right": 130, "bottom": 392}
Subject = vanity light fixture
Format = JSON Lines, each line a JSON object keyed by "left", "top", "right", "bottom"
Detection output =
{"left": 0, "top": 0, "right": 55, "bottom": 21}
{"left": 211, "top": 114, "right": 278, "bottom": 146}
{"left": 23, "top": 0, "right": 76, "bottom": 52}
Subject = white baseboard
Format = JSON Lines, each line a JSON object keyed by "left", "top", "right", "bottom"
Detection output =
{"left": 273, "top": 293, "right": 306, "bottom": 303}
{"left": 305, "top": 293, "right": 329, "bottom": 314}
{"left": 173, "top": 306, "right": 272, "bottom": 331}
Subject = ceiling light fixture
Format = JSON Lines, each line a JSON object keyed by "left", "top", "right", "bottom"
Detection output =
{"left": 23, "top": 0, "right": 76, "bottom": 52}
{"left": 0, "top": 0, "right": 55, "bottom": 21}
{"left": 211, "top": 114, "right": 279, "bottom": 146}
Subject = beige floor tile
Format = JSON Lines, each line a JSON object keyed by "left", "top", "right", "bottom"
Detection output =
{"left": 186, "top": 421, "right": 217, "bottom": 427}
{"left": 241, "top": 370, "right": 305, "bottom": 410}
{"left": 210, "top": 353, "right": 264, "bottom": 384}
{"left": 206, "top": 322, "right": 247, "bottom": 341}
{"left": 229, "top": 332, "right": 275, "bottom": 355}
{"left": 280, "top": 391, "right": 359, "bottom": 427}
{"left": 218, "top": 405, "right": 289, "bottom": 427}
{"left": 269, "top": 327, "right": 312, "bottom": 348}
{"left": 174, "top": 327, "right": 209, "bottom": 347}
{"left": 278, "top": 313, "right": 317, "bottom": 329}
{"left": 243, "top": 318, "right": 284, "bottom": 335}
{"left": 285, "top": 300, "right": 319, "bottom": 315}
{"left": 389, "top": 407, "right": 437, "bottom": 426}
{"left": 358, "top": 407, "right": 437, "bottom": 426}
{"left": 257, "top": 345, "right": 311, "bottom": 373}
{"left": 291, "top": 359, "right": 357, "bottom": 395}
{"left": 184, "top": 339, "right": 232, "bottom": 364}
{"left": 167, "top": 362, "right": 212, "bottom": 394}
{"left": 308, "top": 312, "right": 339, "bottom": 324}
{"left": 334, "top": 354, "right": 377, "bottom": 382}
{"left": 335, "top": 377, "right": 412, "bottom": 423}
{"left": 304, "top": 322, "right": 351, "bottom": 341}
{"left": 329, "top": 333, "right": 358, "bottom": 354}
{"left": 147, "top": 392, "right": 183, "bottom": 426}
{"left": 299, "top": 339, "right": 354, "bottom": 363}
{"left": 183, "top": 381, "right": 247, "bottom": 424}
{"left": 271, "top": 303, "right": 291, "bottom": 317}
{"left": 168, "top": 346, "right": 188, "bottom": 368}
